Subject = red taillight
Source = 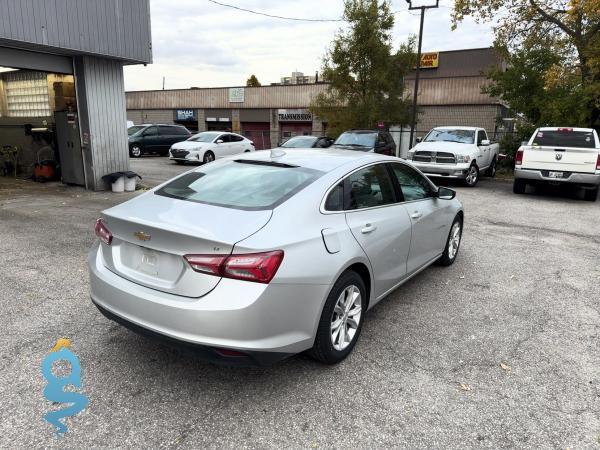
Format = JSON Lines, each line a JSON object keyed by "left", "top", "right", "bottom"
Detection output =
{"left": 557, "top": 128, "right": 573, "bottom": 132}
{"left": 515, "top": 149, "right": 524, "bottom": 166}
{"left": 94, "top": 218, "right": 112, "bottom": 245}
{"left": 184, "top": 250, "right": 284, "bottom": 284}
{"left": 596, "top": 154, "right": 600, "bottom": 170}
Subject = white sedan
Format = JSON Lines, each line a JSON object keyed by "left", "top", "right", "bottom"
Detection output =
{"left": 169, "top": 132, "right": 255, "bottom": 164}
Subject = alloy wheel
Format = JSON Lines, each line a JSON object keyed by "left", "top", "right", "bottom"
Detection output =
{"left": 330, "top": 285, "right": 362, "bottom": 351}
{"left": 466, "top": 166, "right": 478, "bottom": 186}
{"left": 203, "top": 152, "right": 215, "bottom": 163}
{"left": 448, "top": 222, "right": 462, "bottom": 260}
{"left": 131, "top": 146, "right": 141, "bottom": 157}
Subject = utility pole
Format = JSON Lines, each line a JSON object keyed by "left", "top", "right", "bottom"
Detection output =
{"left": 162, "top": 77, "right": 165, "bottom": 90}
{"left": 406, "top": 0, "right": 439, "bottom": 149}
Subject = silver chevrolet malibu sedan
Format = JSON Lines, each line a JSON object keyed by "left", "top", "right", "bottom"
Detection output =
{"left": 89, "top": 149, "right": 463, "bottom": 365}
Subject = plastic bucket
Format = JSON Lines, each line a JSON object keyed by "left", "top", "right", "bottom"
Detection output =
{"left": 111, "top": 176, "right": 125, "bottom": 193}
{"left": 124, "top": 176, "right": 136, "bottom": 192}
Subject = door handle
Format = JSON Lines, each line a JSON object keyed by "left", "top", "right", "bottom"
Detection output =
{"left": 361, "top": 223, "right": 377, "bottom": 234}
{"left": 411, "top": 211, "right": 423, "bottom": 220}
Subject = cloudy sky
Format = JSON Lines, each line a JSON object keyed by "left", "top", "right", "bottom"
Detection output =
{"left": 123, "top": 0, "right": 495, "bottom": 91}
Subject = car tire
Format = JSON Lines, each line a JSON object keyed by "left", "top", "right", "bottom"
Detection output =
{"left": 513, "top": 179, "right": 526, "bottom": 194}
{"left": 203, "top": 151, "right": 215, "bottom": 164}
{"left": 486, "top": 157, "right": 497, "bottom": 177}
{"left": 584, "top": 186, "right": 598, "bottom": 202}
{"left": 464, "top": 163, "right": 479, "bottom": 187}
{"left": 129, "top": 144, "right": 143, "bottom": 158}
{"left": 437, "top": 216, "right": 463, "bottom": 266}
{"left": 244, "top": 149, "right": 251, "bottom": 152}
{"left": 308, "top": 270, "right": 366, "bottom": 365}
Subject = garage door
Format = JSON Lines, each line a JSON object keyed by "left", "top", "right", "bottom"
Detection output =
{"left": 242, "top": 122, "right": 271, "bottom": 150}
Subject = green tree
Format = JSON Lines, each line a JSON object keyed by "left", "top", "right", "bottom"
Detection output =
{"left": 246, "top": 75, "right": 261, "bottom": 87}
{"left": 310, "top": 0, "right": 414, "bottom": 137}
{"left": 452, "top": 0, "right": 600, "bottom": 128}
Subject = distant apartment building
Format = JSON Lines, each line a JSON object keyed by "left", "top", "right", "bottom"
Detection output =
{"left": 279, "top": 71, "right": 318, "bottom": 85}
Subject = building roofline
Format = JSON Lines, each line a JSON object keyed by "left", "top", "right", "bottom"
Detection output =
{"left": 126, "top": 83, "right": 329, "bottom": 94}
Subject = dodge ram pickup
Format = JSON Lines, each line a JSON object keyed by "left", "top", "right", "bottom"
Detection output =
{"left": 406, "top": 126, "right": 500, "bottom": 187}
{"left": 513, "top": 127, "right": 600, "bottom": 201}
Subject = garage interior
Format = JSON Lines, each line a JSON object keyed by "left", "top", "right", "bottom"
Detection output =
{"left": 0, "top": 65, "right": 84, "bottom": 185}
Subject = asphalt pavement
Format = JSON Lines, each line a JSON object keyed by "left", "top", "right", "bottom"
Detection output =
{"left": 1, "top": 156, "right": 599, "bottom": 448}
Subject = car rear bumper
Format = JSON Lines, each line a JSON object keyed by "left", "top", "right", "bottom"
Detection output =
{"left": 88, "top": 243, "right": 328, "bottom": 363}
{"left": 411, "top": 161, "right": 471, "bottom": 179}
{"left": 514, "top": 168, "right": 600, "bottom": 186}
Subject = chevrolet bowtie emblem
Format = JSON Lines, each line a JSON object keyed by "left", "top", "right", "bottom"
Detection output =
{"left": 134, "top": 231, "right": 151, "bottom": 242}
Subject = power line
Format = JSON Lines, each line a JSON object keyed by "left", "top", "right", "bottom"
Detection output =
{"left": 206, "top": 0, "right": 343, "bottom": 22}
{"left": 206, "top": 0, "right": 451, "bottom": 22}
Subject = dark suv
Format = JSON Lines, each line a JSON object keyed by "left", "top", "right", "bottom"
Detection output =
{"left": 331, "top": 129, "right": 396, "bottom": 156}
{"left": 128, "top": 124, "right": 191, "bottom": 157}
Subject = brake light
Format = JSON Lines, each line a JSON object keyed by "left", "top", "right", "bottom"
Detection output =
{"left": 557, "top": 128, "right": 573, "bottom": 132}
{"left": 597, "top": 154, "right": 600, "bottom": 170}
{"left": 185, "top": 250, "right": 284, "bottom": 284}
{"left": 515, "top": 149, "right": 524, "bottom": 166}
{"left": 94, "top": 218, "right": 113, "bottom": 245}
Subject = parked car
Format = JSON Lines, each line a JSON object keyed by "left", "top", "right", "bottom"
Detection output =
{"left": 407, "top": 126, "right": 500, "bottom": 187}
{"left": 331, "top": 130, "right": 396, "bottom": 156}
{"left": 89, "top": 149, "right": 464, "bottom": 366}
{"left": 169, "top": 131, "right": 255, "bottom": 164}
{"left": 513, "top": 127, "right": 600, "bottom": 201}
{"left": 128, "top": 124, "right": 191, "bottom": 157}
{"left": 279, "top": 135, "right": 334, "bottom": 149}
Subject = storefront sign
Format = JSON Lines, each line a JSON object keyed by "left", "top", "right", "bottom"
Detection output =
{"left": 229, "top": 87, "right": 245, "bottom": 103}
{"left": 278, "top": 109, "right": 312, "bottom": 122}
{"left": 419, "top": 52, "right": 439, "bottom": 69}
{"left": 175, "top": 109, "right": 197, "bottom": 121}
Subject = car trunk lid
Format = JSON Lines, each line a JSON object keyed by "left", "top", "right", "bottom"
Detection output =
{"left": 99, "top": 193, "right": 272, "bottom": 298}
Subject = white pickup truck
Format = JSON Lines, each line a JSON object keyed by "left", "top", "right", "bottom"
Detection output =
{"left": 514, "top": 127, "right": 600, "bottom": 201}
{"left": 407, "top": 126, "right": 500, "bottom": 187}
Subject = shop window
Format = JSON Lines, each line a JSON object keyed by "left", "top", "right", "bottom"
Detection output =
{"left": 3, "top": 71, "right": 51, "bottom": 117}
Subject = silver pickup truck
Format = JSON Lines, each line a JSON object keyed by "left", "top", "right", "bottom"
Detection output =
{"left": 514, "top": 127, "right": 600, "bottom": 201}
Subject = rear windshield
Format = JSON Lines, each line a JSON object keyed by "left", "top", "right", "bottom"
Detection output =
{"left": 155, "top": 160, "right": 323, "bottom": 210}
{"left": 531, "top": 130, "right": 596, "bottom": 148}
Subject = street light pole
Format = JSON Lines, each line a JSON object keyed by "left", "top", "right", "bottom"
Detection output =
{"left": 406, "top": 0, "right": 439, "bottom": 149}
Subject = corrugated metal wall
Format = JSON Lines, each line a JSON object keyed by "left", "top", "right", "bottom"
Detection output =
{"left": 126, "top": 84, "right": 330, "bottom": 110}
{"left": 405, "top": 77, "right": 494, "bottom": 105}
{"left": 0, "top": 0, "right": 152, "bottom": 64}
{"left": 76, "top": 56, "right": 129, "bottom": 189}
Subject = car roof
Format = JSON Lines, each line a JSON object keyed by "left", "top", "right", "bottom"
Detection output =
{"left": 141, "top": 123, "right": 187, "bottom": 127}
{"left": 537, "top": 127, "right": 595, "bottom": 132}
{"left": 231, "top": 148, "right": 390, "bottom": 172}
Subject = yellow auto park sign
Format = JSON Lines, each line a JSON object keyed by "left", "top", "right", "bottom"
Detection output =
{"left": 420, "top": 52, "right": 439, "bottom": 69}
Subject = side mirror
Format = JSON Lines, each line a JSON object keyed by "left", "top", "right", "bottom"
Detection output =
{"left": 216, "top": 139, "right": 224, "bottom": 144}
{"left": 415, "top": 137, "right": 422, "bottom": 143}
{"left": 435, "top": 187, "right": 456, "bottom": 200}
{"left": 481, "top": 139, "right": 490, "bottom": 146}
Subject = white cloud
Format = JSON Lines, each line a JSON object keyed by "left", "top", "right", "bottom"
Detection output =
{"left": 123, "top": 0, "right": 494, "bottom": 91}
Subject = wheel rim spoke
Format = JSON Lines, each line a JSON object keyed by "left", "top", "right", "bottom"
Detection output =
{"left": 330, "top": 284, "right": 362, "bottom": 351}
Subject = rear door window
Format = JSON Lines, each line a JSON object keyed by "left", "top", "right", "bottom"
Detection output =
{"left": 156, "top": 160, "right": 323, "bottom": 210}
{"left": 159, "top": 126, "right": 174, "bottom": 136}
{"left": 531, "top": 130, "right": 596, "bottom": 148}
